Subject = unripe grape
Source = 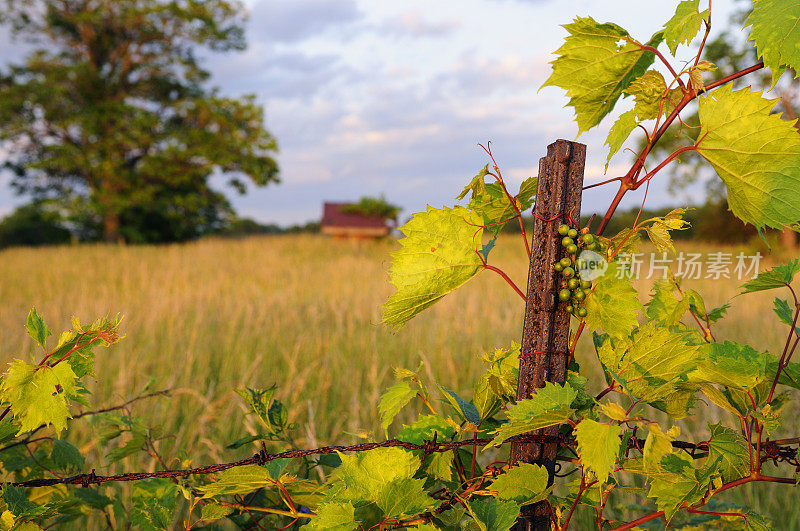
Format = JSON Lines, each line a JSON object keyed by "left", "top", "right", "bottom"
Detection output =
{"left": 559, "top": 257, "right": 572, "bottom": 268}
{"left": 572, "top": 289, "right": 585, "bottom": 301}
{"left": 557, "top": 224, "right": 570, "bottom": 236}
{"left": 558, "top": 289, "right": 572, "bottom": 301}
{"left": 567, "top": 228, "right": 578, "bottom": 239}
{"left": 566, "top": 244, "right": 578, "bottom": 255}
{"left": 568, "top": 278, "right": 580, "bottom": 289}
{"left": 562, "top": 267, "right": 575, "bottom": 278}
{"left": 587, "top": 242, "right": 598, "bottom": 251}
{"left": 581, "top": 234, "right": 594, "bottom": 245}
{"left": 580, "top": 280, "right": 592, "bottom": 290}
{"left": 577, "top": 308, "right": 588, "bottom": 318}
{"left": 561, "top": 236, "right": 574, "bottom": 247}
{"left": 565, "top": 305, "right": 574, "bottom": 313}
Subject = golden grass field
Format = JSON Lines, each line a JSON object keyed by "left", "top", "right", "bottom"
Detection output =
{"left": 0, "top": 234, "right": 798, "bottom": 526}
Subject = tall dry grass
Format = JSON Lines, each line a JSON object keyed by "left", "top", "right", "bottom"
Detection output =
{"left": 0, "top": 234, "right": 797, "bottom": 525}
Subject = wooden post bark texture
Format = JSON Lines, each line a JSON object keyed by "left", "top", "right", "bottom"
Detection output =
{"left": 510, "top": 139, "right": 585, "bottom": 530}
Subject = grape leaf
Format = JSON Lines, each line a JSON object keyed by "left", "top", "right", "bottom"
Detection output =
{"left": 50, "top": 439, "right": 84, "bottom": 472}
{"left": 457, "top": 164, "right": 489, "bottom": 201}
{"left": 584, "top": 262, "right": 643, "bottom": 339}
{"left": 467, "top": 497, "right": 520, "bottom": 531}
{"left": 375, "top": 478, "right": 436, "bottom": 519}
{"left": 200, "top": 502, "right": 230, "bottom": 521}
{"left": 648, "top": 453, "right": 708, "bottom": 520}
{"left": 332, "top": 447, "right": 419, "bottom": 501}
{"left": 739, "top": 259, "right": 800, "bottom": 295}
{"left": 382, "top": 206, "right": 484, "bottom": 329}
{"left": 199, "top": 465, "right": 276, "bottom": 497}
{"left": 378, "top": 381, "right": 417, "bottom": 431}
{"left": 707, "top": 423, "right": 749, "bottom": 482}
{"left": 130, "top": 479, "right": 178, "bottom": 531}
{"left": 696, "top": 85, "right": 800, "bottom": 231}
{"left": 773, "top": 297, "right": 795, "bottom": 325}
{"left": 574, "top": 419, "right": 621, "bottom": 483}
{"left": 604, "top": 109, "right": 638, "bottom": 172}
{"left": 307, "top": 502, "right": 357, "bottom": 531}
{"left": 626, "top": 70, "right": 682, "bottom": 120}
{"left": 398, "top": 414, "right": 456, "bottom": 445}
{"left": 691, "top": 341, "right": 768, "bottom": 390}
{"left": 542, "top": 17, "right": 662, "bottom": 133}
{"left": 646, "top": 278, "right": 686, "bottom": 326}
{"left": 0, "top": 361, "right": 78, "bottom": 434}
{"left": 643, "top": 208, "right": 691, "bottom": 253}
{"left": 664, "top": 0, "right": 707, "bottom": 54}
{"left": 487, "top": 382, "right": 577, "bottom": 447}
{"left": 490, "top": 463, "right": 550, "bottom": 505}
{"left": 466, "top": 177, "right": 537, "bottom": 236}
{"left": 597, "top": 323, "right": 700, "bottom": 417}
{"left": 643, "top": 424, "right": 678, "bottom": 473}
{"left": 746, "top": 0, "right": 800, "bottom": 87}
{"left": 25, "top": 308, "right": 50, "bottom": 348}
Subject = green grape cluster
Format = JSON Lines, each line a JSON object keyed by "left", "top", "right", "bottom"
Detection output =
{"left": 552, "top": 223, "right": 604, "bottom": 319}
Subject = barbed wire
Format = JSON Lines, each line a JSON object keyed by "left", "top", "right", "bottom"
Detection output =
{"left": 4, "top": 430, "right": 798, "bottom": 490}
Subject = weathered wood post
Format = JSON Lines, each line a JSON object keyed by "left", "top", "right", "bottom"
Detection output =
{"left": 510, "top": 139, "right": 585, "bottom": 530}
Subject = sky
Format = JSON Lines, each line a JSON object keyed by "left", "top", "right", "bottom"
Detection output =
{"left": 0, "top": 0, "right": 744, "bottom": 226}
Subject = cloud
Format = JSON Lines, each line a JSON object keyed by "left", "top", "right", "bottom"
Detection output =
{"left": 376, "top": 12, "right": 459, "bottom": 38}
{"left": 248, "top": 0, "right": 362, "bottom": 43}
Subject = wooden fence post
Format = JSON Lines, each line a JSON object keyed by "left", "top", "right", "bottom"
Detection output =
{"left": 510, "top": 139, "right": 585, "bottom": 530}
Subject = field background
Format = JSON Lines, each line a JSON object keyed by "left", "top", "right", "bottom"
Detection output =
{"left": 0, "top": 233, "right": 797, "bottom": 527}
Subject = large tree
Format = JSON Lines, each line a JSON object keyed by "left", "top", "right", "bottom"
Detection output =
{"left": 0, "top": 0, "right": 279, "bottom": 243}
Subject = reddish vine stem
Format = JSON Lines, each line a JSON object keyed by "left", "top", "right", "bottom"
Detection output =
{"left": 481, "top": 263, "right": 526, "bottom": 302}
{"left": 595, "top": 62, "right": 764, "bottom": 236}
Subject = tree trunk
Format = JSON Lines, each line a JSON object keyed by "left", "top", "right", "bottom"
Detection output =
{"left": 103, "top": 210, "right": 124, "bottom": 244}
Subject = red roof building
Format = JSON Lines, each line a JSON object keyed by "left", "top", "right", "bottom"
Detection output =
{"left": 320, "top": 202, "right": 393, "bottom": 239}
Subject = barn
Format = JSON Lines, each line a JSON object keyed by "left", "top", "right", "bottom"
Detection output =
{"left": 320, "top": 202, "right": 393, "bottom": 239}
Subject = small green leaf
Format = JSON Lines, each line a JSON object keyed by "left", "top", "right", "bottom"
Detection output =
{"left": 50, "top": 440, "right": 84, "bottom": 472}
{"left": 130, "top": 479, "right": 178, "bottom": 531}
{"left": 467, "top": 497, "right": 520, "bottom": 531}
{"left": 740, "top": 260, "right": 800, "bottom": 295}
{"left": 200, "top": 502, "right": 230, "bottom": 521}
{"left": 604, "top": 109, "right": 638, "bottom": 171}
{"left": 25, "top": 308, "right": 50, "bottom": 348}
{"left": 491, "top": 463, "right": 550, "bottom": 505}
{"left": 488, "top": 382, "right": 577, "bottom": 447}
{"left": 663, "top": 0, "right": 707, "bottom": 54}
{"left": 457, "top": 164, "right": 489, "bottom": 201}
{"left": 439, "top": 385, "right": 480, "bottom": 425}
{"left": 378, "top": 381, "right": 417, "bottom": 431}
{"left": 200, "top": 465, "right": 275, "bottom": 497}
{"left": 382, "top": 206, "right": 484, "bottom": 329}
{"left": 773, "top": 297, "right": 795, "bottom": 326}
{"left": 575, "top": 419, "right": 621, "bottom": 483}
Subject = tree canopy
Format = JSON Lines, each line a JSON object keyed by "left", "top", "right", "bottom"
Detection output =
{"left": 0, "top": 0, "right": 279, "bottom": 243}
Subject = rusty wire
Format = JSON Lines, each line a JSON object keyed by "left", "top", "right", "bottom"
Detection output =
{"left": 4, "top": 430, "right": 798, "bottom": 490}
